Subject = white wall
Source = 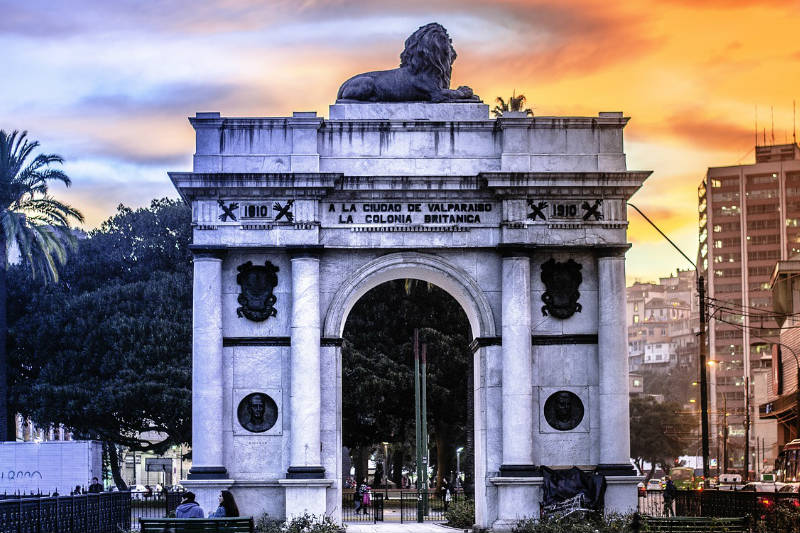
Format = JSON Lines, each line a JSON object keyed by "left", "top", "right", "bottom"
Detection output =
{"left": 0, "top": 441, "right": 102, "bottom": 495}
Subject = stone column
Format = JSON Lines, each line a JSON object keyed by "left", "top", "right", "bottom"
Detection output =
{"left": 288, "top": 251, "right": 324, "bottom": 478}
{"left": 597, "top": 250, "right": 634, "bottom": 471}
{"left": 500, "top": 253, "right": 535, "bottom": 475}
{"left": 597, "top": 249, "right": 638, "bottom": 513}
{"left": 282, "top": 248, "right": 330, "bottom": 519}
{"left": 187, "top": 250, "right": 227, "bottom": 479}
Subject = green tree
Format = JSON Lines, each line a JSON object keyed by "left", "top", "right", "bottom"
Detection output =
{"left": 342, "top": 280, "right": 473, "bottom": 489}
{"left": 0, "top": 130, "right": 83, "bottom": 440}
{"left": 8, "top": 199, "right": 191, "bottom": 487}
{"left": 630, "top": 396, "right": 697, "bottom": 481}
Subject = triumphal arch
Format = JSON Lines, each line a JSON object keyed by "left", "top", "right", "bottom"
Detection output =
{"left": 170, "top": 23, "right": 649, "bottom": 529}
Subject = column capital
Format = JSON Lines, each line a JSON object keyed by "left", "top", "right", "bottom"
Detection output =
{"left": 595, "top": 245, "right": 630, "bottom": 259}
{"left": 497, "top": 243, "right": 532, "bottom": 258}
{"left": 287, "top": 244, "right": 324, "bottom": 259}
{"left": 189, "top": 245, "right": 227, "bottom": 259}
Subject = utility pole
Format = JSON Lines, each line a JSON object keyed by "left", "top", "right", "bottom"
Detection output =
{"left": 698, "top": 275, "right": 711, "bottom": 488}
{"left": 414, "top": 330, "right": 423, "bottom": 523}
{"left": 722, "top": 394, "right": 728, "bottom": 475}
{"left": 744, "top": 376, "right": 751, "bottom": 481}
{"left": 421, "top": 343, "right": 429, "bottom": 516}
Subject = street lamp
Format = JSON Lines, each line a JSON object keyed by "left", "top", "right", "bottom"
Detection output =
{"left": 382, "top": 442, "right": 389, "bottom": 500}
{"left": 456, "top": 447, "right": 464, "bottom": 490}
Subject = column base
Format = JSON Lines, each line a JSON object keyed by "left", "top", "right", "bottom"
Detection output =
{"left": 603, "top": 475, "right": 644, "bottom": 514}
{"left": 279, "top": 478, "right": 334, "bottom": 519}
{"left": 596, "top": 463, "right": 636, "bottom": 476}
{"left": 187, "top": 466, "right": 228, "bottom": 479}
{"left": 489, "top": 476, "right": 543, "bottom": 525}
{"left": 499, "top": 464, "right": 541, "bottom": 477}
{"left": 286, "top": 466, "right": 325, "bottom": 479}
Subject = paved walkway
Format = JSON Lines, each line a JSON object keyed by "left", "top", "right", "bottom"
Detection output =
{"left": 345, "top": 522, "right": 460, "bottom": 533}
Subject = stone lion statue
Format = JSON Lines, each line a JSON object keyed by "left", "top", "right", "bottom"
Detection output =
{"left": 337, "top": 23, "right": 480, "bottom": 103}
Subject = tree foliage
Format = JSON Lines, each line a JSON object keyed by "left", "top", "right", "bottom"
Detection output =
{"left": 342, "top": 280, "right": 473, "bottom": 488}
{"left": 8, "top": 199, "right": 191, "bottom": 485}
{"left": 0, "top": 129, "right": 84, "bottom": 441}
{"left": 630, "top": 396, "right": 697, "bottom": 480}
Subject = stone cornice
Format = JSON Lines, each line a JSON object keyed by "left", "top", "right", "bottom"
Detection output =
{"left": 483, "top": 171, "right": 652, "bottom": 199}
{"left": 169, "top": 172, "right": 340, "bottom": 202}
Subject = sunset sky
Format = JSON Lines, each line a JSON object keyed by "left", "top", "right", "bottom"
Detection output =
{"left": 2, "top": 0, "right": 798, "bottom": 283}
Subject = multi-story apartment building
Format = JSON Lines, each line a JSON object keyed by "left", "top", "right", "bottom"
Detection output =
{"left": 626, "top": 269, "right": 698, "bottom": 398}
{"left": 698, "top": 143, "right": 800, "bottom": 471}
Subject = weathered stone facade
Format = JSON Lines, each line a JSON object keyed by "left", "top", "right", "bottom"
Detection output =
{"left": 170, "top": 102, "right": 649, "bottom": 528}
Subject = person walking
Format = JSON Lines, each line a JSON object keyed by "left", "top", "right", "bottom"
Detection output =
{"left": 362, "top": 483, "right": 371, "bottom": 514}
{"left": 442, "top": 480, "right": 452, "bottom": 512}
{"left": 663, "top": 475, "right": 677, "bottom": 517}
{"left": 354, "top": 479, "right": 365, "bottom": 516}
{"left": 175, "top": 492, "right": 204, "bottom": 518}
{"left": 209, "top": 490, "right": 240, "bottom": 517}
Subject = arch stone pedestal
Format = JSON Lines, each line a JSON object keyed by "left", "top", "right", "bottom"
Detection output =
{"left": 170, "top": 102, "right": 649, "bottom": 528}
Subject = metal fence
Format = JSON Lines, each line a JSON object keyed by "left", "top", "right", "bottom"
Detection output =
{"left": 342, "top": 489, "right": 465, "bottom": 523}
{"left": 639, "top": 489, "right": 800, "bottom": 530}
{"left": 0, "top": 492, "right": 130, "bottom": 533}
{"left": 398, "top": 490, "right": 464, "bottom": 523}
{"left": 130, "top": 490, "right": 183, "bottom": 530}
{"left": 341, "top": 491, "right": 384, "bottom": 522}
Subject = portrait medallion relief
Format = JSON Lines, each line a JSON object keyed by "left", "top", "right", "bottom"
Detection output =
{"left": 237, "top": 393, "right": 279, "bottom": 433}
{"left": 543, "top": 390, "right": 584, "bottom": 431}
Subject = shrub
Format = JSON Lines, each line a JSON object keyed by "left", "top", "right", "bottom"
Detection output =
{"left": 512, "top": 512, "right": 635, "bottom": 533}
{"left": 283, "top": 513, "right": 344, "bottom": 533}
{"left": 256, "top": 514, "right": 285, "bottom": 533}
{"left": 445, "top": 499, "right": 475, "bottom": 529}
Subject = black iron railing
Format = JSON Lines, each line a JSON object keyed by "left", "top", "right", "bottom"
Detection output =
{"left": 0, "top": 492, "right": 131, "bottom": 533}
{"left": 341, "top": 491, "right": 384, "bottom": 522}
{"left": 639, "top": 488, "right": 800, "bottom": 531}
{"left": 399, "top": 490, "right": 463, "bottom": 523}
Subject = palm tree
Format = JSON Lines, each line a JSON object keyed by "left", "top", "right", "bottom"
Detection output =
{"left": 492, "top": 90, "right": 534, "bottom": 118}
{"left": 0, "top": 130, "right": 83, "bottom": 440}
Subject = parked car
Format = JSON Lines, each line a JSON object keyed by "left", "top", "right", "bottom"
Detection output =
{"left": 778, "top": 483, "right": 800, "bottom": 493}
{"left": 646, "top": 479, "right": 663, "bottom": 491}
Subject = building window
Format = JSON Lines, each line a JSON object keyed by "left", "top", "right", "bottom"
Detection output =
{"left": 633, "top": 315, "right": 639, "bottom": 323}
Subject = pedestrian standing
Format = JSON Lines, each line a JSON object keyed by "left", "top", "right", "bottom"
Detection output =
{"left": 442, "top": 480, "right": 452, "bottom": 512}
{"left": 87, "top": 477, "right": 103, "bottom": 493}
{"left": 361, "top": 483, "right": 371, "bottom": 514}
{"left": 663, "top": 475, "right": 677, "bottom": 517}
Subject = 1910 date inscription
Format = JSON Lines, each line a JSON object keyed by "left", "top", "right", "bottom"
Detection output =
{"left": 527, "top": 199, "right": 603, "bottom": 222}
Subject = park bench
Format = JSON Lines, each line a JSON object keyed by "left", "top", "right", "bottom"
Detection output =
{"left": 139, "top": 517, "right": 255, "bottom": 533}
{"left": 637, "top": 516, "right": 749, "bottom": 533}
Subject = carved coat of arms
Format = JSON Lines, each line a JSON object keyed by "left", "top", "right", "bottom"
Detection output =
{"left": 236, "top": 261, "right": 279, "bottom": 321}
{"left": 540, "top": 258, "right": 583, "bottom": 319}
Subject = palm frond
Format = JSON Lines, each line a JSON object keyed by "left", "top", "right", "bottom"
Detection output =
{"left": 0, "top": 129, "right": 83, "bottom": 281}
